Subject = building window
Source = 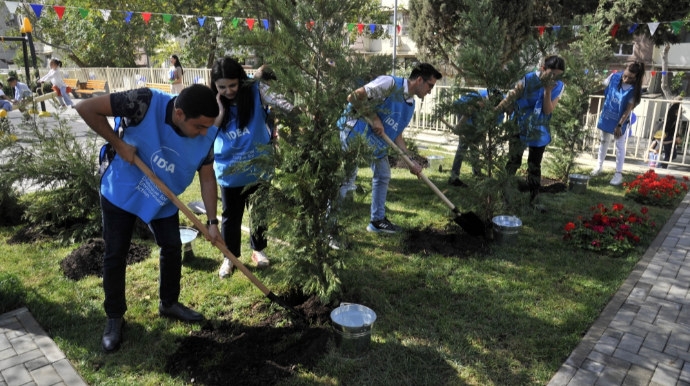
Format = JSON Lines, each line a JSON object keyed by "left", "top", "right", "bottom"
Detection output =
{"left": 612, "top": 43, "right": 634, "bottom": 56}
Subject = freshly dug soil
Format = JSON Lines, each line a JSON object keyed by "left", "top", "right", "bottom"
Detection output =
{"left": 6, "top": 225, "right": 47, "bottom": 245}
{"left": 404, "top": 223, "right": 490, "bottom": 258}
{"left": 517, "top": 177, "right": 568, "bottom": 194}
{"left": 166, "top": 294, "right": 332, "bottom": 386}
{"left": 60, "top": 239, "right": 151, "bottom": 281}
{"left": 390, "top": 153, "right": 430, "bottom": 169}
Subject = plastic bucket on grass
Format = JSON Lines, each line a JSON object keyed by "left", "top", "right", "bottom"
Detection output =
{"left": 426, "top": 155, "right": 445, "bottom": 172}
{"left": 568, "top": 174, "right": 591, "bottom": 194}
{"left": 492, "top": 216, "right": 522, "bottom": 246}
{"left": 330, "top": 303, "right": 377, "bottom": 359}
{"left": 179, "top": 227, "right": 198, "bottom": 262}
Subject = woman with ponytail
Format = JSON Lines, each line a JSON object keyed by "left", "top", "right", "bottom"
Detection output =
{"left": 38, "top": 58, "right": 75, "bottom": 110}
{"left": 591, "top": 61, "right": 645, "bottom": 185}
{"left": 169, "top": 55, "right": 184, "bottom": 94}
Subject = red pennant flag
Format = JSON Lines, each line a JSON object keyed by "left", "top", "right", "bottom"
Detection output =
{"left": 357, "top": 23, "right": 363, "bottom": 34}
{"left": 396, "top": 25, "right": 401, "bottom": 34}
{"left": 612, "top": 70, "right": 618, "bottom": 73}
{"left": 307, "top": 21, "right": 314, "bottom": 31}
{"left": 141, "top": 12, "right": 151, "bottom": 24}
{"left": 247, "top": 18, "right": 255, "bottom": 30}
{"left": 53, "top": 6, "right": 65, "bottom": 20}
{"left": 651, "top": 71, "right": 657, "bottom": 76}
{"left": 538, "top": 26, "right": 546, "bottom": 36}
{"left": 610, "top": 24, "right": 620, "bottom": 37}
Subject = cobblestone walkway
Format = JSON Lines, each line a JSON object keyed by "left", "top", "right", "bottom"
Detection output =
{"left": 0, "top": 308, "right": 87, "bottom": 386}
{"left": 549, "top": 193, "right": 690, "bottom": 386}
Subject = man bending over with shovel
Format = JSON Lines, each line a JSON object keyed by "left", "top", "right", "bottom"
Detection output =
{"left": 338, "top": 63, "right": 442, "bottom": 233}
{"left": 76, "top": 84, "right": 224, "bottom": 353}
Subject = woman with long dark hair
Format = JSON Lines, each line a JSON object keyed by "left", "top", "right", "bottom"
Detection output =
{"left": 169, "top": 55, "right": 184, "bottom": 94}
{"left": 591, "top": 61, "right": 646, "bottom": 185}
{"left": 211, "top": 57, "right": 294, "bottom": 278}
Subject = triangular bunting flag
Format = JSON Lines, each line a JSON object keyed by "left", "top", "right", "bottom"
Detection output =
{"left": 585, "top": 70, "right": 589, "bottom": 74}
{"left": 214, "top": 17, "right": 222, "bottom": 29}
{"left": 347, "top": 23, "right": 354, "bottom": 32}
{"left": 553, "top": 26, "right": 561, "bottom": 36}
{"left": 30, "top": 4, "right": 43, "bottom": 19}
{"left": 247, "top": 19, "right": 255, "bottom": 30}
{"left": 396, "top": 25, "right": 401, "bottom": 34}
{"left": 628, "top": 23, "right": 638, "bottom": 33}
{"left": 124, "top": 11, "right": 133, "bottom": 24}
{"left": 572, "top": 25, "right": 581, "bottom": 36}
{"left": 307, "top": 21, "right": 314, "bottom": 30}
{"left": 370, "top": 24, "right": 375, "bottom": 34}
{"left": 648, "top": 22, "right": 659, "bottom": 36}
{"left": 141, "top": 13, "right": 151, "bottom": 24}
{"left": 100, "top": 9, "right": 110, "bottom": 21}
{"left": 603, "top": 70, "right": 608, "bottom": 74}
{"left": 670, "top": 21, "right": 683, "bottom": 34}
{"left": 610, "top": 24, "right": 620, "bottom": 37}
{"left": 198, "top": 17, "right": 206, "bottom": 27}
{"left": 612, "top": 70, "right": 618, "bottom": 73}
{"left": 53, "top": 6, "right": 65, "bottom": 20}
{"left": 262, "top": 19, "right": 268, "bottom": 30}
{"left": 662, "top": 71, "right": 667, "bottom": 75}
{"left": 232, "top": 18, "right": 239, "bottom": 28}
{"left": 78, "top": 8, "right": 89, "bottom": 19}
{"left": 538, "top": 26, "right": 546, "bottom": 36}
{"left": 162, "top": 14, "right": 172, "bottom": 23}
{"left": 357, "top": 23, "right": 363, "bottom": 34}
{"left": 4, "top": 2, "right": 18, "bottom": 15}
{"left": 651, "top": 71, "right": 657, "bottom": 76}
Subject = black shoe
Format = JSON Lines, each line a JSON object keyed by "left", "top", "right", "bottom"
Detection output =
{"left": 448, "top": 178, "right": 468, "bottom": 188}
{"left": 367, "top": 218, "right": 402, "bottom": 234}
{"left": 383, "top": 217, "right": 403, "bottom": 232}
{"left": 101, "top": 317, "right": 125, "bottom": 354}
{"left": 159, "top": 302, "right": 203, "bottom": 323}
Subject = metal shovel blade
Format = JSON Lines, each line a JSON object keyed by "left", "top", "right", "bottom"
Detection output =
{"left": 267, "top": 292, "right": 307, "bottom": 321}
{"left": 452, "top": 209, "right": 485, "bottom": 237}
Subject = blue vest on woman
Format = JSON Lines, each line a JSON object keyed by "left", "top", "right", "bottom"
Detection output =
{"left": 100, "top": 89, "right": 218, "bottom": 223}
{"left": 214, "top": 82, "right": 271, "bottom": 187}
{"left": 597, "top": 73, "right": 636, "bottom": 134}
{"left": 340, "top": 76, "right": 415, "bottom": 158}
{"left": 516, "top": 72, "right": 564, "bottom": 147}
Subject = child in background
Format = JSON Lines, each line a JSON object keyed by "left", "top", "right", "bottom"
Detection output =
{"left": 646, "top": 131, "right": 664, "bottom": 168}
{"left": 37, "top": 58, "right": 75, "bottom": 110}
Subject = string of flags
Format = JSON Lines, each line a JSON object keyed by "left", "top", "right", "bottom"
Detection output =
{"left": 1, "top": 1, "right": 406, "bottom": 34}
{"left": 536, "top": 21, "right": 688, "bottom": 37}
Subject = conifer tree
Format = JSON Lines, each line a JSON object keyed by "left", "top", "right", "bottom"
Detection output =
{"left": 232, "top": 0, "right": 391, "bottom": 301}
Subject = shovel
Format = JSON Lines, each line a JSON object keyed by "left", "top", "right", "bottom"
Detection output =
{"left": 363, "top": 118, "right": 485, "bottom": 237}
{"left": 132, "top": 155, "right": 306, "bottom": 320}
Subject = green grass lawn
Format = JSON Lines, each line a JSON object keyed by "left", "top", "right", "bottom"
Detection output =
{"left": 0, "top": 151, "right": 679, "bottom": 386}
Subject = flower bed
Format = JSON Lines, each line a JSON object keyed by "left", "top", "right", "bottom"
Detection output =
{"left": 624, "top": 169, "right": 688, "bottom": 207}
{"left": 563, "top": 203, "right": 655, "bottom": 256}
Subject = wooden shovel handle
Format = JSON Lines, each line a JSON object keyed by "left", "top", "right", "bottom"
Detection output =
{"left": 361, "top": 117, "right": 458, "bottom": 212}
{"left": 133, "top": 155, "right": 271, "bottom": 296}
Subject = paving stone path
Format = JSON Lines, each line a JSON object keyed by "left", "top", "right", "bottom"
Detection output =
{"left": 548, "top": 193, "right": 690, "bottom": 386}
{"left": 0, "top": 308, "right": 86, "bottom": 386}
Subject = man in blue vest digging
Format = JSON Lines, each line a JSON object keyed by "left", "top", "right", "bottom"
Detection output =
{"left": 338, "top": 63, "right": 442, "bottom": 234}
{"left": 76, "top": 84, "right": 223, "bottom": 353}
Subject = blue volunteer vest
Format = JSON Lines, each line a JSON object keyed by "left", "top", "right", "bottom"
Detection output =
{"left": 517, "top": 72, "right": 564, "bottom": 147}
{"left": 456, "top": 89, "right": 505, "bottom": 126}
{"left": 101, "top": 89, "right": 219, "bottom": 223}
{"left": 339, "top": 76, "right": 415, "bottom": 158}
{"left": 214, "top": 82, "right": 270, "bottom": 187}
{"left": 597, "top": 73, "right": 636, "bottom": 134}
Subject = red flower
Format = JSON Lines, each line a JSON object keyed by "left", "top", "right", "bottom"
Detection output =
{"left": 627, "top": 216, "right": 637, "bottom": 223}
{"left": 633, "top": 236, "right": 640, "bottom": 242}
{"left": 641, "top": 207, "right": 648, "bottom": 214}
{"left": 620, "top": 224, "right": 631, "bottom": 231}
{"left": 684, "top": 176, "right": 689, "bottom": 181}
{"left": 564, "top": 222, "right": 575, "bottom": 232}
{"left": 593, "top": 226, "right": 605, "bottom": 234}
{"left": 613, "top": 203, "right": 624, "bottom": 211}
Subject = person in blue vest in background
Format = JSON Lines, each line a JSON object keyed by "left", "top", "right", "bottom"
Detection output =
{"left": 590, "top": 61, "right": 645, "bottom": 185}
{"left": 339, "top": 63, "right": 442, "bottom": 233}
{"left": 211, "top": 57, "right": 296, "bottom": 278}
{"left": 76, "top": 84, "right": 223, "bottom": 354}
{"left": 501, "top": 55, "right": 565, "bottom": 213}
{"left": 448, "top": 89, "right": 506, "bottom": 187}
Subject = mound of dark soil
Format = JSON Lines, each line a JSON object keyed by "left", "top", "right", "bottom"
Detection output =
{"left": 390, "top": 153, "right": 430, "bottom": 169}
{"left": 6, "top": 225, "right": 47, "bottom": 244}
{"left": 404, "top": 224, "right": 490, "bottom": 258}
{"left": 60, "top": 239, "right": 151, "bottom": 280}
{"left": 295, "top": 295, "right": 332, "bottom": 325}
{"left": 517, "top": 177, "right": 567, "bottom": 194}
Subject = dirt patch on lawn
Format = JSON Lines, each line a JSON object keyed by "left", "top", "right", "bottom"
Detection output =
{"left": 404, "top": 223, "right": 490, "bottom": 258}
{"left": 60, "top": 239, "right": 151, "bottom": 280}
{"left": 517, "top": 177, "right": 567, "bottom": 194}
{"left": 6, "top": 225, "right": 48, "bottom": 244}
{"left": 390, "top": 153, "right": 430, "bottom": 169}
{"left": 166, "top": 294, "right": 333, "bottom": 386}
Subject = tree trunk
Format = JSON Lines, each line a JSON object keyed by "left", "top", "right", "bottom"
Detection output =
{"left": 661, "top": 43, "right": 674, "bottom": 99}
{"left": 205, "top": 34, "right": 218, "bottom": 69}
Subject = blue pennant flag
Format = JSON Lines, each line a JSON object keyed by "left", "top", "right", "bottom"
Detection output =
{"left": 585, "top": 69, "right": 589, "bottom": 74}
{"left": 30, "top": 4, "right": 43, "bottom": 19}
{"left": 370, "top": 24, "right": 375, "bottom": 34}
{"left": 553, "top": 26, "right": 561, "bottom": 36}
{"left": 262, "top": 19, "right": 269, "bottom": 30}
{"left": 198, "top": 17, "right": 206, "bottom": 27}
{"left": 629, "top": 23, "right": 638, "bottom": 34}
{"left": 124, "top": 11, "right": 133, "bottom": 23}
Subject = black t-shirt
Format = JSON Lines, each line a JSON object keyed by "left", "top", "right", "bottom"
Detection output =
{"left": 109, "top": 88, "right": 214, "bottom": 166}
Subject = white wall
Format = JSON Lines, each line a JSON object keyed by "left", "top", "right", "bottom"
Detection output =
{"left": 653, "top": 43, "right": 690, "bottom": 69}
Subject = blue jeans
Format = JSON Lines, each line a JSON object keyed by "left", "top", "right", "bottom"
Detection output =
{"left": 0, "top": 100, "right": 12, "bottom": 111}
{"left": 450, "top": 138, "right": 478, "bottom": 179}
{"left": 341, "top": 156, "right": 391, "bottom": 222}
{"left": 57, "top": 86, "right": 73, "bottom": 106}
{"left": 101, "top": 195, "right": 182, "bottom": 318}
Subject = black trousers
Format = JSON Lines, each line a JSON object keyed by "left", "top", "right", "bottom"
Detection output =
{"left": 506, "top": 135, "right": 546, "bottom": 201}
{"left": 220, "top": 185, "right": 267, "bottom": 258}
{"left": 659, "top": 142, "right": 677, "bottom": 169}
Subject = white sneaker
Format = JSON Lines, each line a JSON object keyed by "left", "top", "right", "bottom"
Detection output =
{"left": 219, "top": 257, "right": 234, "bottom": 279}
{"left": 252, "top": 250, "right": 269, "bottom": 268}
{"left": 59, "top": 105, "right": 67, "bottom": 111}
{"left": 591, "top": 166, "right": 602, "bottom": 176}
{"left": 610, "top": 173, "right": 623, "bottom": 185}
